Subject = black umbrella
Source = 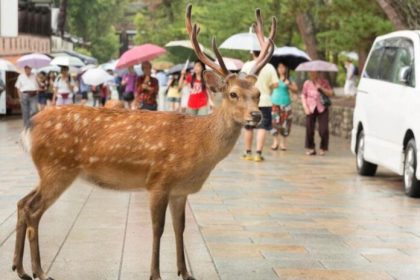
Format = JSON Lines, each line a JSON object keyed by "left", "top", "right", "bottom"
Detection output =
{"left": 269, "top": 46, "right": 311, "bottom": 70}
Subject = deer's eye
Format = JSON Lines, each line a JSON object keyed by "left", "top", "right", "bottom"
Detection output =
{"left": 230, "top": 92, "right": 238, "bottom": 99}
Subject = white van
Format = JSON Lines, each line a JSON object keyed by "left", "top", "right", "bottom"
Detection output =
{"left": 351, "top": 31, "right": 420, "bottom": 197}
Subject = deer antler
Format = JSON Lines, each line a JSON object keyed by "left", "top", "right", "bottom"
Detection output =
{"left": 249, "top": 9, "right": 277, "bottom": 75}
{"left": 186, "top": 4, "right": 229, "bottom": 77}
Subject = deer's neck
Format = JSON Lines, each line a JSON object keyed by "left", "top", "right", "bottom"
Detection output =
{"left": 203, "top": 104, "right": 242, "bottom": 161}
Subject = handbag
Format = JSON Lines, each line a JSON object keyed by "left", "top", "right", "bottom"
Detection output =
{"left": 318, "top": 88, "right": 331, "bottom": 107}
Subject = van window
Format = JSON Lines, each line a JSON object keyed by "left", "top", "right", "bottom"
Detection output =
{"left": 364, "top": 37, "right": 415, "bottom": 87}
{"left": 364, "top": 40, "right": 385, "bottom": 79}
{"left": 394, "top": 39, "right": 415, "bottom": 87}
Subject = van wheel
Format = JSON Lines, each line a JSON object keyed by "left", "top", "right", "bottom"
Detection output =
{"left": 404, "top": 139, "right": 420, "bottom": 197}
{"left": 356, "top": 131, "right": 377, "bottom": 176}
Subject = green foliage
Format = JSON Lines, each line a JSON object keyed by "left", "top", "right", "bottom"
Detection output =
{"left": 317, "top": 0, "right": 393, "bottom": 55}
{"left": 67, "top": 0, "right": 129, "bottom": 63}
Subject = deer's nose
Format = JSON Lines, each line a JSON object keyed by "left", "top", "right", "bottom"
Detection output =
{"left": 250, "top": 111, "right": 262, "bottom": 123}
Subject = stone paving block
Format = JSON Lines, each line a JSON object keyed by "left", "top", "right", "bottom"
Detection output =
{"left": 274, "top": 268, "right": 393, "bottom": 280}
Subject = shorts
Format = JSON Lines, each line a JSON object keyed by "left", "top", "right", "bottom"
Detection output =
{"left": 38, "top": 92, "right": 48, "bottom": 104}
{"left": 245, "top": 106, "right": 272, "bottom": 131}
{"left": 80, "top": 91, "right": 88, "bottom": 99}
{"left": 123, "top": 91, "right": 134, "bottom": 102}
{"left": 167, "top": 97, "right": 181, "bottom": 102}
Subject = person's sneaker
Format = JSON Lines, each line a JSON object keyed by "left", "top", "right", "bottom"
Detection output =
{"left": 241, "top": 153, "right": 253, "bottom": 161}
{"left": 254, "top": 154, "right": 264, "bottom": 162}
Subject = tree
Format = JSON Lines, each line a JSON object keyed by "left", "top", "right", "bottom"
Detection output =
{"left": 67, "top": 0, "right": 129, "bottom": 63}
{"left": 376, "top": 0, "right": 420, "bottom": 29}
{"left": 317, "top": 0, "right": 393, "bottom": 68}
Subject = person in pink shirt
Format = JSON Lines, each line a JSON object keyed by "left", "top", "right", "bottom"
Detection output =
{"left": 301, "top": 71, "right": 334, "bottom": 156}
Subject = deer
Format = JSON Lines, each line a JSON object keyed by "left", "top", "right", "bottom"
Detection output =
{"left": 12, "top": 4, "right": 276, "bottom": 280}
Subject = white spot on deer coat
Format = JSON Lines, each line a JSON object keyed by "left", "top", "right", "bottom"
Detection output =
{"left": 89, "top": 156, "right": 99, "bottom": 163}
{"left": 73, "top": 114, "right": 80, "bottom": 121}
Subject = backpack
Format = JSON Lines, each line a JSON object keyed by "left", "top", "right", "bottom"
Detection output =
{"left": 353, "top": 65, "right": 359, "bottom": 76}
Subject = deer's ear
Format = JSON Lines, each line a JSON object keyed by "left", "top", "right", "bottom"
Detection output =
{"left": 245, "top": 75, "right": 258, "bottom": 86}
{"left": 203, "top": 71, "right": 225, "bottom": 93}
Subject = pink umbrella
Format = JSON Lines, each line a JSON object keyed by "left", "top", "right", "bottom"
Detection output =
{"left": 17, "top": 53, "right": 51, "bottom": 69}
{"left": 295, "top": 60, "right": 338, "bottom": 72}
{"left": 215, "top": 57, "right": 244, "bottom": 71}
{"left": 116, "top": 44, "right": 166, "bottom": 69}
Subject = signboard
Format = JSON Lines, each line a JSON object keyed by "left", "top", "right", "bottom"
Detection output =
{"left": 0, "top": 0, "right": 18, "bottom": 37}
{"left": 0, "top": 71, "right": 5, "bottom": 114}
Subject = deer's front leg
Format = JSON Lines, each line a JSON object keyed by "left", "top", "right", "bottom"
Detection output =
{"left": 169, "top": 196, "right": 195, "bottom": 280}
{"left": 149, "top": 191, "right": 169, "bottom": 280}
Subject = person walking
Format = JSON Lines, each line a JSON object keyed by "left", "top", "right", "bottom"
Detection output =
{"left": 53, "top": 66, "right": 75, "bottom": 106}
{"left": 15, "top": 65, "right": 39, "bottom": 128}
{"left": 344, "top": 59, "right": 357, "bottom": 96}
{"left": 241, "top": 51, "right": 278, "bottom": 162}
{"left": 36, "top": 71, "right": 48, "bottom": 111}
{"left": 135, "top": 61, "right": 159, "bottom": 111}
{"left": 301, "top": 71, "right": 334, "bottom": 156}
{"left": 78, "top": 73, "right": 90, "bottom": 105}
{"left": 155, "top": 69, "right": 168, "bottom": 111}
{"left": 121, "top": 66, "right": 137, "bottom": 109}
{"left": 179, "top": 60, "right": 210, "bottom": 115}
{"left": 45, "top": 71, "right": 56, "bottom": 107}
{"left": 166, "top": 75, "right": 181, "bottom": 112}
{"left": 270, "top": 63, "right": 298, "bottom": 151}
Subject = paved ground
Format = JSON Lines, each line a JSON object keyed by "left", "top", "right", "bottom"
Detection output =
{"left": 1, "top": 116, "right": 420, "bottom": 280}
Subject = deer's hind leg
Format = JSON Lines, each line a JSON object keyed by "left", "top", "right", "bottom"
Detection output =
{"left": 169, "top": 195, "right": 195, "bottom": 280}
{"left": 16, "top": 169, "right": 78, "bottom": 280}
{"left": 13, "top": 189, "right": 37, "bottom": 280}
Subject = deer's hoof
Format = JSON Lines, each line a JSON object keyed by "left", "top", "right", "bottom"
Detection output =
{"left": 185, "top": 277, "right": 196, "bottom": 280}
{"left": 19, "top": 273, "right": 33, "bottom": 280}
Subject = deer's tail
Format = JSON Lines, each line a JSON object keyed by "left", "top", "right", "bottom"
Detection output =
{"left": 20, "top": 128, "right": 32, "bottom": 153}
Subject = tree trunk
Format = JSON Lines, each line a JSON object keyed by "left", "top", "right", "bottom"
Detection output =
{"left": 375, "top": 0, "right": 407, "bottom": 30}
{"left": 295, "top": 12, "right": 322, "bottom": 60}
{"left": 58, "top": 0, "right": 68, "bottom": 37}
{"left": 376, "top": 0, "right": 420, "bottom": 29}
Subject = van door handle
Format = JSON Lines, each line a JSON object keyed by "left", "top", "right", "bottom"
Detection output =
{"left": 358, "top": 90, "right": 368, "bottom": 94}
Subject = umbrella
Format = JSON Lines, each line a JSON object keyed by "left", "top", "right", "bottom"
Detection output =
{"left": 270, "top": 46, "right": 311, "bottom": 70}
{"left": 37, "top": 65, "right": 60, "bottom": 73}
{"left": 116, "top": 44, "right": 166, "bottom": 69}
{"left": 165, "top": 40, "right": 214, "bottom": 61}
{"left": 220, "top": 32, "right": 275, "bottom": 51}
{"left": 295, "top": 60, "right": 338, "bottom": 72}
{"left": 50, "top": 56, "right": 85, "bottom": 67}
{"left": 167, "top": 62, "right": 194, "bottom": 75}
{"left": 0, "top": 59, "right": 18, "bottom": 72}
{"left": 17, "top": 53, "right": 51, "bottom": 69}
{"left": 215, "top": 57, "right": 244, "bottom": 71}
{"left": 82, "top": 68, "right": 114, "bottom": 86}
{"left": 80, "top": 64, "right": 97, "bottom": 73}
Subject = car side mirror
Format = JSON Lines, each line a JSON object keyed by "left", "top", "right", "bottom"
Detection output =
{"left": 399, "top": 66, "right": 411, "bottom": 84}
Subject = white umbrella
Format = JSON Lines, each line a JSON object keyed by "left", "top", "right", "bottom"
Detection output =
{"left": 0, "top": 59, "right": 18, "bottom": 72}
{"left": 37, "top": 65, "right": 60, "bottom": 73}
{"left": 295, "top": 60, "right": 338, "bottom": 72}
{"left": 82, "top": 68, "right": 114, "bottom": 86}
{"left": 51, "top": 56, "right": 85, "bottom": 67}
{"left": 220, "top": 33, "right": 275, "bottom": 51}
{"left": 215, "top": 57, "right": 244, "bottom": 71}
{"left": 80, "top": 64, "right": 97, "bottom": 73}
{"left": 17, "top": 53, "right": 51, "bottom": 69}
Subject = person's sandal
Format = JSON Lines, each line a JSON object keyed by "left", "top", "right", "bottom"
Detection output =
{"left": 306, "top": 150, "right": 316, "bottom": 156}
{"left": 271, "top": 144, "right": 279, "bottom": 151}
{"left": 319, "top": 150, "right": 326, "bottom": 156}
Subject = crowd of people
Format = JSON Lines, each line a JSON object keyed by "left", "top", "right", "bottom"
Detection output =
{"left": 14, "top": 55, "right": 335, "bottom": 161}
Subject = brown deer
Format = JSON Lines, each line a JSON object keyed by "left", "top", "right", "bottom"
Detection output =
{"left": 12, "top": 5, "right": 276, "bottom": 280}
